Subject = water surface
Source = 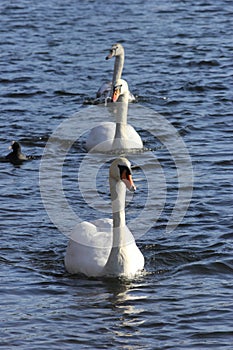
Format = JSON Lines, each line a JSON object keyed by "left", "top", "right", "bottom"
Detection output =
{"left": 0, "top": 0, "right": 233, "bottom": 349}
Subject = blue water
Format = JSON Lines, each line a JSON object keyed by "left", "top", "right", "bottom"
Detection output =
{"left": 1, "top": 0, "right": 233, "bottom": 349}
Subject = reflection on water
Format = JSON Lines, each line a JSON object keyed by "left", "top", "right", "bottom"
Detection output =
{"left": 105, "top": 278, "right": 147, "bottom": 332}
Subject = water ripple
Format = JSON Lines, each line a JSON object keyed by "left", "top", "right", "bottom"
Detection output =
{"left": 0, "top": 0, "right": 233, "bottom": 348}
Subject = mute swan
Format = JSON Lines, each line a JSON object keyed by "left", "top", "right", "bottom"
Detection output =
{"left": 3, "top": 141, "right": 40, "bottom": 165}
{"left": 64, "top": 157, "right": 144, "bottom": 277}
{"left": 96, "top": 43, "right": 135, "bottom": 103}
{"left": 86, "top": 79, "right": 143, "bottom": 152}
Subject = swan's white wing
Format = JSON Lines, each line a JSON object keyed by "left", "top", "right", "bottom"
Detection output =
{"left": 128, "top": 91, "right": 136, "bottom": 103}
{"left": 122, "top": 225, "right": 145, "bottom": 273}
{"left": 125, "top": 124, "right": 143, "bottom": 148}
{"left": 96, "top": 81, "right": 112, "bottom": 98}
{"left": 85, "top": 122, "right": 116, "bottom": 151}
{"left": 65, "top": 219, "right": 112, "bottom": 276}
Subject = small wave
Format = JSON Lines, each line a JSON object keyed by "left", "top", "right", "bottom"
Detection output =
{"left": 4, "top": 91, "right": 45, "bottom": 98}
{"left": 180, "top": 260, "right": 233, "bottom": 275}
{"left": 182, "top": 82, "right": 206, "bottom": 92}
{"left": 187, "top": 59, "right": 220, "bottom": 67}
{"left": 0, "top": 77, "right": 32, "bottom": 84}
{"left": 54, "top": 90, "right": 78, "bottom": 96}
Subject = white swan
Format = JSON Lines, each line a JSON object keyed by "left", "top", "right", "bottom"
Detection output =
{"left": 86, "top": 79, "right": 143, "bottom": 152}
{"left": 96, "top": 43, "right": 135, "bottom": 103}
{"left": 64, "top": 157, "right": 144, "bottom": 277}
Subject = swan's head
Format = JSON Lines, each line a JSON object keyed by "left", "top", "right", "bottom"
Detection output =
{"left": 112, "top": 79, "right": 129, "bottom": 102}
{"left": 110, "top": 158, "right": 136, "bottom": 192}
{"left": 106, "top": 43, "right": 124, "bottom": 60}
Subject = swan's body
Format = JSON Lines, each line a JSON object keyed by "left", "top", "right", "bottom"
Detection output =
{"left": 64, "top": 158, "right": 144, "bottom": 278}
{"left": 86, "top": 79, "right": 143, "bottom": 152}
{"left": 85, "top": 121, "right": 142, "bottom": 153}
{"left": 96, "top": 43, "right": 135, "bottom": 103}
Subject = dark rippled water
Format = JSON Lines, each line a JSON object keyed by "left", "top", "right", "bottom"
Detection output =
{"left": 1, "top": 0, "right": 233, "bottom": 349}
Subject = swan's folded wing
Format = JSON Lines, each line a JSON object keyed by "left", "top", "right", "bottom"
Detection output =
{"left": 96, "top": 81, "right": 112, "bottom": 98}
{"left": 65, "top": 220, "right": 113, "bottom": 276}
{"left": 70, "top": 219, "right": 112, "bottom": 248}
{"left": 85, "top": 122, "right": 116, "bottom": 152}
{"left": 125, "top": 124, "right": 143, "bottom": 148}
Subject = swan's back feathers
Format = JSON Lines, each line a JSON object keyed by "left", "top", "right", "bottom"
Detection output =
{"left": 85, "top": 122, "right": 115, "bottom": 152}
{"left": 96, "top": 82, "right": 112, "bottom": 98}
{"left": 85, "top": 122, "right": 143, "bottom": 152}
{"left": 65, "top": 219, "right": 113, "bottom": 276}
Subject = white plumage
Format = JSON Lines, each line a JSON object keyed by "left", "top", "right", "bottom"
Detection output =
{"left": 64, "top": 157, "right": 144, "bottom": 278}
{"left": 86, "top": 79, "right": 143, "bottom": 152}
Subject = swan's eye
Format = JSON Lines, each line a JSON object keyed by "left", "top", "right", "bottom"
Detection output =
{"left": 111, "top": 46, "right": 118, "bottom": 55}
{"left": 118, "top": 165, "right": 131, "bottom": 179}
{"left": 114, "top": 84, "right": 122, "bottom": 93}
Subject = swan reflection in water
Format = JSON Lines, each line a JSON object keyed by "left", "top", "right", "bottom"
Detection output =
{"left": 105, "top": 278, "right": 147, "bottom": 332}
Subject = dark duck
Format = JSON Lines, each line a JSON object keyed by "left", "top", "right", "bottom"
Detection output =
{"left": 4, "top": 141, "right": 40, "bottom": 165}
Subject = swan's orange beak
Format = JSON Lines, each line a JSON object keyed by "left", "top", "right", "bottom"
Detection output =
{"left": 106, "top": 51, "right": 113, "bottom": 60}
{"left": 112, "top": 88, "right": 120, "bottom": 102}
{"left": 121, "top": 170, "right": 136, "bottom": 192}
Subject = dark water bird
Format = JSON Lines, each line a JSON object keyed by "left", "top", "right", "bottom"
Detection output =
{"left": 3, "top": 141, "right": 41, "bottom": 165}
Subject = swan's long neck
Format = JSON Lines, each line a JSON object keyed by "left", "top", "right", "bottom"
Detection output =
{"left": 110, "top": 178, "right": 126, "bottom": 247}
{"left": 112, "top": 53, "right": 124, "bottom": 86}
{"left": 112, "top": 93, "right": 129, "bottom": 150}
{"left": 102, "top": 176, "right": 128, "bottom": 276}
